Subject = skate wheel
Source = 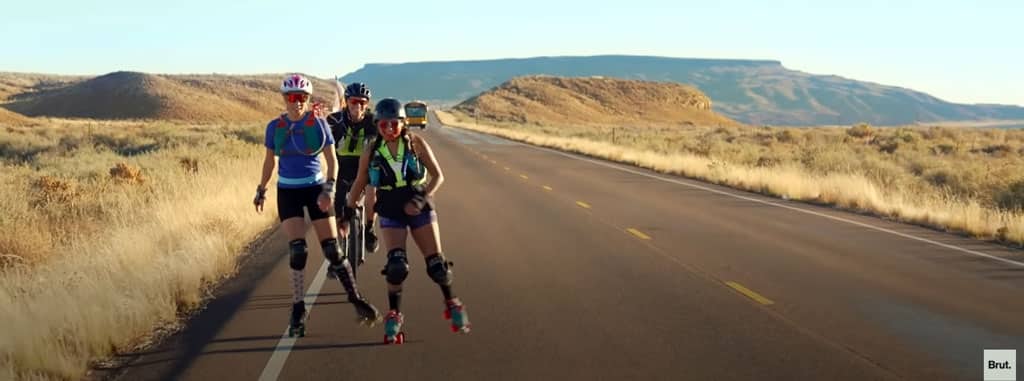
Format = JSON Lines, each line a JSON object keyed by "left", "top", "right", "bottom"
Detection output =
{"left": 358, "top": 317, "right": 378, "bottom": 327}
{"left": 384, "top": 332, "right": 405, "bottom": 344}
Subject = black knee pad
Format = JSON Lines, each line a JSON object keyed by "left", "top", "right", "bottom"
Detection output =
{"left": 321, "top": 238, "right": 344, "bottom": 265}
{"left": 381, "top": 249, "right": 409, "bottom": 285}
{"left": 425, "top": 253, "right": 452, "bottom": 286}
{"left": 288, "top": 239, "right": 308, "bottom": 270}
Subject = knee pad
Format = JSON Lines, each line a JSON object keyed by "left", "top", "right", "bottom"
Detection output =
{"left": 321, "top": 238, "right": 344, "bottom": 265}
{"left": 425, "top": 253, "right": 452, "bottom": 286}
{"left": 381, "top": 249, "right": 409, "bottom": 285}
{"left": 288, "top": 239, "right": 308, "bottom": 270}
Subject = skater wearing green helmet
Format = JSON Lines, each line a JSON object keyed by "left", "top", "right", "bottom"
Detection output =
{"left": 344, "top": 98, "right": 471, "bottom": 344}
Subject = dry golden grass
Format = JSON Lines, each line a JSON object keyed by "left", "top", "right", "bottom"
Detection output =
{"left": 0, "top": 119, "right": 279, "bottom": 380}
{"left": 0, "top": 107, "right": 34, "bottom": 126}
{"left": 436, "top": 111, "right": 1024, "bottom": 246}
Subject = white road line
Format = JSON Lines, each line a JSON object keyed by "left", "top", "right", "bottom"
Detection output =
{"left": 451, "top": 126, "right": 1024, "bottom": 268}
{"left": 437, "top": 125, "right": 486, "bottom": 145}
{"left": 258, "top": 259, "right": 331, "bottom": 381}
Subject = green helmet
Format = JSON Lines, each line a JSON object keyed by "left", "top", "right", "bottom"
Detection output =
{"left": 373, "top": 98, "right": 406, "bottom": 121}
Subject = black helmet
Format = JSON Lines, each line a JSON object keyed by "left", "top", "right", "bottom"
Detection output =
{"left": 344, "top": 82, "right": 371, "bottom": 99}
{"left": 374, "top": 98, "right": 405, "bottom": 120}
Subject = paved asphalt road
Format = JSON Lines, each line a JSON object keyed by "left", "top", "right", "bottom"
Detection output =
{"left": 105, "top": 113, "right": 1024, "bottom": 381}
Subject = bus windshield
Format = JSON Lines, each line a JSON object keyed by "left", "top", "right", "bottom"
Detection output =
{"left": 405, "top": 105, "right": 427, "bottom": 117}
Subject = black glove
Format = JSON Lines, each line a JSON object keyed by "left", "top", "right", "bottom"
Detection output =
{"left": 340, "top": 204, "right": 355, "bottom": 221}
{"left": 254, "top": 186, "right": 267, "bottom": 205}
{"left": 321, "top": 179, "right": 336, "bottom": 200}
{"left": 408, "top": 185, "right": 434, "bottom": 210}
{"left": 409, "top": 193, "right": 428, "bottom": 210}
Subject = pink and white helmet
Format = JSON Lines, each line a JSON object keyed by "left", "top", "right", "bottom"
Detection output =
{"left": 281, "top": 74, "right": 313, "bottom": 94}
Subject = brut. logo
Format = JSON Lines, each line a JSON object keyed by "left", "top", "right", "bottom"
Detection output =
{"left": 985, "top": 349, "right": 1016, "bottom": 381}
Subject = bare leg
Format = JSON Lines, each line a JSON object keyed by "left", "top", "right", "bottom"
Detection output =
{"left": 410, "top": 220, "right": 452, "bottom": 299}
{"left": 411, "top": 216, "right": 470, "bottom": 332}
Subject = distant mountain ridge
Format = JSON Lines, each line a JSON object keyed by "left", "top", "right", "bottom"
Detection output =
{"left": 4, "top": 55, "right": 1022, "bottom": 126}
{"left": 340, "top": 55, "right": 1024, "bottom": 126}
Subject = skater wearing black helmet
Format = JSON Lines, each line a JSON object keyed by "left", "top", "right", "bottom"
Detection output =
{"left": 326, "top": 82, "right": 380, "bottom": 278}
{"left": 254, "top": 74, "right": 381, "bottom": 337}
{"left": 344, "top": 98, "right": 471, "bottom": 344}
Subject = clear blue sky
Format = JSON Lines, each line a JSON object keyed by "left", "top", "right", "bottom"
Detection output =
{"left": 3, "top": 0, "right": 1021, "bottom": 106}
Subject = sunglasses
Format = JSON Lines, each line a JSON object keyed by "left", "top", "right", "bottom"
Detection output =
{"left": 377, "top": 119, "right": 402, "bottom": 130}
{"left": 347, "top": 97, "right": 369, "bottom": 106}
{"left": 286, "top": 93, "right": 309, "bottom": 103}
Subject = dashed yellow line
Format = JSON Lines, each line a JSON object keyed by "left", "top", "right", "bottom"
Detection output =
{"left": 503, "top": 166, "right": 510, "bottom": 171}
{"left": 490, "top": 160, "right": 497, "bottom": 164}
{"left": 542, "top": 185, "right": 553, "bottom": 191}
{"left": 724, "top": 281, "right": 775, "bottom": 305}
{"left": 576, "top": 201, "right": 592, "bottom": 209}
{"left": 626, "top": 228, "right": 651, "bottom": 240}
{"left": 519, "top": 174, "right": 529, "bottom": 180}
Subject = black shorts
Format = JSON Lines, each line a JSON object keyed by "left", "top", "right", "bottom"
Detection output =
{"left": 277, "top": 185, "right": 330, "bottom": 222}
{"left": 333, "top": 179, "right": 355, "bottom": 218}
{"left": 337, "top": 156, "right": 361, "bottom": 184}
{"left": 373, "top": 187, "right": 433, "bottom": 221}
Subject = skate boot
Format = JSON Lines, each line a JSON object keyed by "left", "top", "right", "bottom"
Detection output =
{"left": 330, "top": 260, "right": 381, "bottom": 327}
{"left": 288, "top": 301, "right": 307, "bottom": 337}
{"left": 326, "top": 266, "right": 338, "bottom": 279}
{"left": 350, "top": 295, "right": 382, "bottom": 327}
{"left": 444, "top": 298, "right": 471, "bottom": 334}
{"left": 326, "top": 238, "right": 346, "bottom": 279}
{"left": 364, "top": 226, "right": 379, "bottom": 254}
{"left": 383, "top": 310, "right": 405, "bottom": 344}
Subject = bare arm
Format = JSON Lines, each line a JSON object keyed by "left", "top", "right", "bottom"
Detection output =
{"left": 323, "top": 143, "right": 338, "bottom": 182}
{"left": 346, "top": 146, "right": 373, "bottom": 208}
{"left": 259, "top": 148, "right": 275, "bottom": 189}
{"left": 412, "top": 135, "right": 444, "bottom": 197}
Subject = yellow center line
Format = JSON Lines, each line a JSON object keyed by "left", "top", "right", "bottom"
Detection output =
{"left": 626, "top": 228, "right": 651, "bottom": 240}
{"left": 490, "top": 160, "right": 497, "bottom": 164}
{"left": 520, "top": 174, "right": 529, "bottom": 179}
{"left": 724, "top": 281, "right": 775, "bottom": 305}
{"left": 576, "top": 201, "right": 592, "bottom": 209}
{"left": 504, "top": 166, "right": 510, "bottom": 171}
{"left": 542, "top": 185, "right": 553, "bottom": 191}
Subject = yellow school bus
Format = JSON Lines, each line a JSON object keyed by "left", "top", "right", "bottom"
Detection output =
{"left": 404, "top": 101, "right": 428, "bottom": 129}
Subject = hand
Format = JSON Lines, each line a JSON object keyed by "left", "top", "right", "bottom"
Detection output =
{"left": 403, "top": 201, "right": 421, "bottom": 216}
{"left": 319, "top": 180, "right": 336, "bottom": 212}
{"left": 254, "top": 186, "right": 267, "bottom": 213}
{"left": 404, "top": 194, "right": 425, "bottom": 216}
{"left": 317, "top": 193, "right": 332, "bottom": 212}
{"left": 338, "top": 218, "right": 350, "bottom": 238}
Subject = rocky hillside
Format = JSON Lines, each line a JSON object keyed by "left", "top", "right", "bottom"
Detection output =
{"left": 1, "top": 72, "right": 340, "bottom": 122}
{"left": 453, "top": 76, "right": 741, "bottom": 127}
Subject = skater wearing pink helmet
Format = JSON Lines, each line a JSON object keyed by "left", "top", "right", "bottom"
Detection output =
{"left": 254, "top": 73, "right": 381, "bottom": 337}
